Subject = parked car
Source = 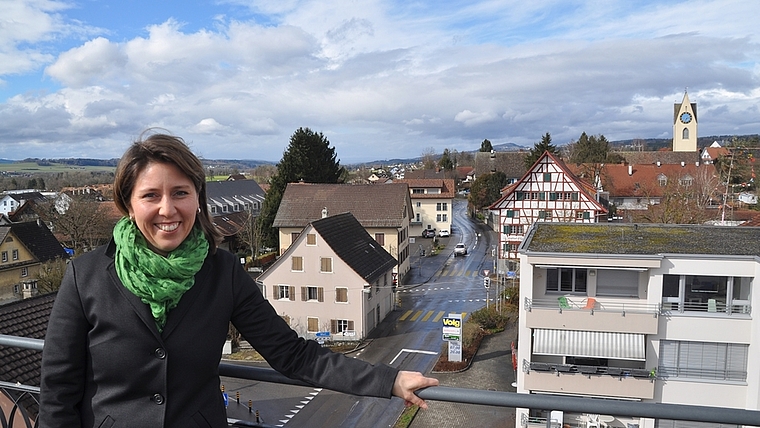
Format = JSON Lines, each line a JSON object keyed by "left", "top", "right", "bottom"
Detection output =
{"left": 422, "top": 229, "right": 436, "bottom": 238}
{"left": 454, "top": 243, "right": 468, "bottom": 256}
{"left": 438, "top": 229, "right": 450, "bottom": 237}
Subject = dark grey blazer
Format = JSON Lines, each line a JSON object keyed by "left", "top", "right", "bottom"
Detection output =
{"left": 39, "top": 241, "right": 397, "bottom": 428}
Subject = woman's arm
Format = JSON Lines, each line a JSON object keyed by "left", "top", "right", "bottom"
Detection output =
{"left": 39, "top": 262, "right": 89, "bottom": 427}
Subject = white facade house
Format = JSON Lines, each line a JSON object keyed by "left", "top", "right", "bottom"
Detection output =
{"left": 257, "top": 212, "right": 397, "bottom": 341}
{"left": 516, "top": 222, "right": 759, "bottom": 428}
{"left": 490, "top": 151, "right": 607, "bottom": 261}
{"left": 395, "top": 178, "right": 455, "bottom": 237}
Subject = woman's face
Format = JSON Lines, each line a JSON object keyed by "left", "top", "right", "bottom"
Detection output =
{"left": 128, "top": 161, "right": 199, "bottom": 256}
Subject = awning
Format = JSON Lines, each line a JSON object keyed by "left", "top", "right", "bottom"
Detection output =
{"left": 532, "top": 329, "right": 645, "bottom": 361}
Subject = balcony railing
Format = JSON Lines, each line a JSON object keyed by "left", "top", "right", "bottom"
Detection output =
{"left": 2, "top": 334, "right": 760, "bottom": 427}
{"left": 525, "top": 297, "right": 659, "bottom": 316}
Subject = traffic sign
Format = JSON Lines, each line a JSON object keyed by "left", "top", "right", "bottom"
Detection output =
{"left": 315, "top": 331, "right": 330, "bottom": 338}
{"left": 483, "top": 269, "right": 490, "bottom": 277}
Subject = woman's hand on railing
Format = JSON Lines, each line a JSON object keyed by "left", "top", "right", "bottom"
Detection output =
{"left": 392, "top": 370, "right": 439, "bottom": 409}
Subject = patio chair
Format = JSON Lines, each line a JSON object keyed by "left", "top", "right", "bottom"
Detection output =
{"left": 581, "top": 297, "right": 597, "bottom": 314}
{"left": 558, "top": 296, "right": 573, "bottom": 312}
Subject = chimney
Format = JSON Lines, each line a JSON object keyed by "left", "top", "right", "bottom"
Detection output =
{"left": 321, "top": 207, "right": 328, "bottom": 218}
{"left": 628, "top": 165, "right": 633, "bottom": 176}
{"left": 680, "top": 161, "right": 685, "bottom": 167}
{"left": 656, "top": 161, "right": 661, "bottom": 167}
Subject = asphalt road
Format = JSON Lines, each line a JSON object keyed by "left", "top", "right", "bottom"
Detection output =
{"left": 221, "top": 199, "right": 504, "bottom": 428}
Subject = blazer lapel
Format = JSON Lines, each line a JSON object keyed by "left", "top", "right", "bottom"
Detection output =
{"left": 160, "top": 256, "right": 212, "bottom": 339}
{"left": 107, "top": 261, "right": 164, "bottom": 341}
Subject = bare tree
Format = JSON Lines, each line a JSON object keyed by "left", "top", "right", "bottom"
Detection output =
{"left": 37, "top": 257, "right": 68, "bottom": 294}
{"left": 37, "top": 195, "right": 117, "bottom": 255}
{"left": 420, "top": 147, "right": 437, "bottom": 170}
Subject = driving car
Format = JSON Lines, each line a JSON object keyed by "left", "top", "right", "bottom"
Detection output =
{"left": 454, "top": 243, "right": 467, "bottom": 256}
{"left": 438, "top": 229, "right": 450, "bottom": 237}
{"left": 422, "top": 229, "right": 436, "bottom": 238}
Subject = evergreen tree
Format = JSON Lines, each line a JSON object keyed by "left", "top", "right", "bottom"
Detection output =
{"left": 524, "top": 132, "right": 559, "bottom": 168}
{"left": 479, "top": 139, "right": 493, "bottom": 152}
{"left": 439, "top": 148, "right": 454, "bottom": 170}
{"left": 256, "top": 127, "right": 345, "bottom": 248}
{"left": 468, "top": 171, "right": 508, "bottom": 209}
{"left": 569, "top": 132, "right": 612, "bottom": 164}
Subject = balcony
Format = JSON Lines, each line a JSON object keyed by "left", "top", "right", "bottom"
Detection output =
{"left": 524, "top": 297, "right": 659, "bottom": 334}
{"left": 523, "top": 361, "right": 655, "bottom": 400}
{"left": 2, "top": 334, "right": 760, "bottom": 427}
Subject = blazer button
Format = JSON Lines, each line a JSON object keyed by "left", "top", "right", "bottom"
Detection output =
{"left": 152, "top": 393, "right": 165, "bottom": 405}
{"left": 154, "top": 348, "right": 166, "bottom": 359}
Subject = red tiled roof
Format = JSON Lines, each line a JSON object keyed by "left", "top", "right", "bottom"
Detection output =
{"left": 395, "top": 178, "right": 456, "bottom": 199}
{"left": 590, "top": 163, "right": 717, "bottom": 197}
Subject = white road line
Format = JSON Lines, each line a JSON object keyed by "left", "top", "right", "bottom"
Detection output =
{"left": 389, "top": 348, "right": 439, "bottom": 365}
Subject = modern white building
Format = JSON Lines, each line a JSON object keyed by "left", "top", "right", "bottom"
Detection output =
{"left": 516, "top": 222, "right": 759, "bottom": 428}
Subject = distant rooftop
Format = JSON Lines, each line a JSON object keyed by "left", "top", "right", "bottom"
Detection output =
{"left": 522, "top": 223, "right": 760, "bottom": 257}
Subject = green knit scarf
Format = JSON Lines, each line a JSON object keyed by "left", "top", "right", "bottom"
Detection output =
{"left": 113, "top": 217, "right": 209, "bottom": 332}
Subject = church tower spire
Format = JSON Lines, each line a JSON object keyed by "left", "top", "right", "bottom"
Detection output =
{"left": 673, "top": 90, "right": 697, "bottom": 152}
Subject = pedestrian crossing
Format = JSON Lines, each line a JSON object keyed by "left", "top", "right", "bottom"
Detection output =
{"left": 399, "top": 310, "right": 465, "bottom": 323}
{"left": 434, "top": 267, "right": 483, "bottom": 277}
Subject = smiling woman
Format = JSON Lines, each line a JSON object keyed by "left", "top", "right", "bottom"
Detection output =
{"left": 38, "top": 130, "right": 438, "bottom": 428}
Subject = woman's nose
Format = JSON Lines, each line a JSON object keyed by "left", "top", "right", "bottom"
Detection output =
{"left": 158, "top": 196, "right": 176, "bottom": 216}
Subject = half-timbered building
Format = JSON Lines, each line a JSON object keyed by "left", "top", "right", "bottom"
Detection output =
{"left": 489, "top": 151, "right": 607, "bottom": 261}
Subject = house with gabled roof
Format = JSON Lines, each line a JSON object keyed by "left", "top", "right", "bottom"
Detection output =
{"left": 473, "top": 151, "right": 528, "bottom": 185}
{"left": 273, "top": 183, "right": 413, "bottom": 282}
{"left": 394, "top": 178, "right": 455, "bottom": 237}
{"left": 598, "top": 162, "right": 718, "bottom": 213}
{"left": 489, "top": 151, "right": 607, "bottom": 261}
{"left": 0, "top": 192, "right": 46, "bottom": 216}
{"left": 257, "top": 212, "right": 397, "bottom": 341}
{"left": 0, "top": 221, "right": 69, "bottom": 302}
{"left": 205, "top": 179, "right": 266, "bottom": 217}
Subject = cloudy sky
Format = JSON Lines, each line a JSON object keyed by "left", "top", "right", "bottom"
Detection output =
{"left": 1, "top": 1, "right": 758, "bottom": 163}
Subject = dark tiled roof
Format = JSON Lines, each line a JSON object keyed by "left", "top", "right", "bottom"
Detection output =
{"left": 523, "top": 223, "right": 760, "bottom": 256}
{"left": 6, "top": 221, "right": 70, "bottom": 262}
{"left": 403, "top": 169, "right": 455, "bottom": 180}
{"left": 211, "top": 211, "right": 249, "bottom": 237}
{"left": 311, "top": 213, "right": 397, "bottom": 284}
{"left": 0, "top": 292, "right": 55, "bottom": 386}
{"left": 206, "top": 179, "right": 265, "bottom": 199}
{"left": 273, "top": 183, "right": 411, "bottom": 228}
{"left": 474, "top": 151, "right": 528, "bottom": 179}
{"left": 7, "top": 192, "right": 45, "bottom": 203}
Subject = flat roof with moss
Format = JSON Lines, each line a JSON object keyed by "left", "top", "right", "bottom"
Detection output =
{"left": 522, "top": 223, "right": 760, "bottom": 257}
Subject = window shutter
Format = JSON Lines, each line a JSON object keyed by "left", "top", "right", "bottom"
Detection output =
{"left": 331, "top": 320, "right": 337, "bottom": 334}
{"left": 318, "top": 287, "right": 324, "bottom": 302}
{"left": 348, "top": 320, "right": 355, "bottom": 330}
{"left": 289, "top": 286, "right": 295, "bottom": 301}
{"left": 301, "top": 287, "right": 307, "bottom": 301}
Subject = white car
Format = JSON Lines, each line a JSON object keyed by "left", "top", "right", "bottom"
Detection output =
{"left": 454, "top": 243, "right": 467, "bottom": 256}
{"left": 438, "top": 229, "right": 450, "bottom": 237}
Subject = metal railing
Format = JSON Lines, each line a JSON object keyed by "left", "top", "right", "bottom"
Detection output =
{"left": 2, "top": 334, "right": 760, "bottom": 427}
{"left": 525, "top": 297, "right": 660, "bottom": 315}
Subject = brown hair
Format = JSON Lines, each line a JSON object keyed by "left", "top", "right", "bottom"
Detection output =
{"left": 113, "top": 130, "right": 222, "bottom": 252}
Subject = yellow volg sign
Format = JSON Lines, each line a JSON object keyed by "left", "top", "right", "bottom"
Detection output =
{"left": 442, "top": 317, "right": 461, "bottom": 329}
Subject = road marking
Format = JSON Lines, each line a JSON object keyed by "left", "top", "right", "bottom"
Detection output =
{"left": 421, "top": 310, "right": 434, "bottom": 322}
{"left": 410, "top": 310, "right": 424, "bottom": 321}
{"left": 389, "top": 348, "right": 439, "bottom": 365}
{"left": 432, "top": 311, "right": 445, "bottom": 322}
{"left": 399, "top": 310, "right": 413, "bottom": 320}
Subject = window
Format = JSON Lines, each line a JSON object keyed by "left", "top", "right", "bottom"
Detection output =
{"left": 576, "top": 211, "right": 590, "bottom": 220}
{"left": 306, "top": 233, "right": 317, "bottom": 245}
{"left": 290, "top": 232, "right": 300, "bottom": 245}
{"left": 436, "top": 202, "right": 448, "bottom": 211}
{"left": 222, "top": 205, "right": 228, "bottom": 213}
{"left": 374, "top": 233, "right": 385, "bottom": 246}
{"left": 21, "top": 267, "right": 28, "bottom": 277}
{"left": 415, "top": 213, "right": 420, "bottom": 222}
{"left": 436, "top": 214, "right": 442, "bottom": 222}
{"left": 442, "top": 214, "right": 448, "bottom": 222}
{"left": 12, "top": 249, "right": 18, "bottom": 260}
{"left": 543, "top": 173, "right": 552, "bottom": 182}
{"left": 682, "top": 128, "right": 689, "bottom": 139}
{"left": 301, "top": 286, "right": 324, "bottom": 302}
{"left": 679, "top": 176, "right": 693, "bottom": 186}
{"left": 412, "top": 188, "right": 424, "bottom": 194}
{"left": 538, "top": 210, "right": 552, "bottom": 220}
{"left": 320, "top": 257, "right": 333, "bottom": 273}
{"left": 277, "top": 285, "right": 295, "bottom": 301}
{"left": 210, "top": 206, "right": 217, "bottom": 214}
{"left": 331, "top": 319, "right": 355, "bottom": 334}
{"left": 291, "top": 256, "right": 303, "bottom": 272}
{"left": 307, "top": 317, "right": 319, "bottom": 332}
{"left": 658, "top": 174, "right": 668, "bottom": 187}
{"left": 659, "top": 340, "right": 748, "bottom": 382}
{"left": 335, "top": 287, "right": 348, "bottom": 303}
{"left": 509, "top": 243, "right": 519, "bottom": 252}
{"left": 1, "top": 251, "right": 6, "bottom": 263}
{"left": 662, "top": 274, "right": 751, "bottom": 315}
{"left": 546, "top": 268, "right": 587, "bottom": 293}
{"left": 503, "top": 225, "right": 523, "bottom": 234}
{"left": 234, "top": 204, "right": 240, "bottom": 211}
{"left": 416, "top": 202, "right": 421, "bottom": 207}
{"left": 506, "top": 210, "right": 518, "bottom": 218}
{"left": 596, "top": 269, "right": 638, "bottom": 297}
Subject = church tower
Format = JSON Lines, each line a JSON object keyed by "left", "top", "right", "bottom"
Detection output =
{"left": 672, "top": 90, "right": 697, "bottom": 152}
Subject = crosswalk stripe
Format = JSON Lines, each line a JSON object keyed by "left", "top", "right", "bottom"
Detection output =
{"left": 432, "top": 311, "right": 445, "bottom": 322}
{"left": 410, "top": 310, "right": 424, "bottom": 321}
{"left": 399, "top": 310, "right": 413, "bottom": 321}
{"left": 421, "top": 311, "right": 434, "bottom": 322}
